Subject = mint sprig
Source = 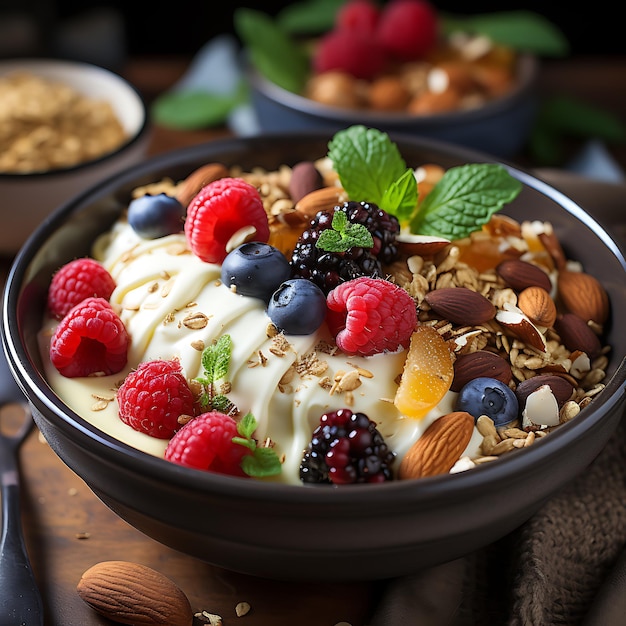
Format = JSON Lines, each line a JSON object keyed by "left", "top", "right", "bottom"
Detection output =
{"left": 233, "top": 413, "right": 282, "bottom": 477}
{"left": 327, "top": 125, "right": 522, "bottom": 240}
{"left": 316, "top": 210, "right": 373, "bottom": 252}
{"left": 195, "top": 334, "right": 235, "bottom": 412}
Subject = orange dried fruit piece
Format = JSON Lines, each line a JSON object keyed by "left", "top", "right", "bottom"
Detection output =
{"left": 394, "top": 325, "right": 454, "bottom": 419}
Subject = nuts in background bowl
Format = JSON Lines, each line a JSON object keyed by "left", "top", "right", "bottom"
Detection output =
{"left": 0, "top": 58, "right": 150, "bottom": 255}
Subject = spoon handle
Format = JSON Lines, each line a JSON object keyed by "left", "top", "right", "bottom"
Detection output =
{"left": 0, "top": 469, "right": 44, "bottom": 625}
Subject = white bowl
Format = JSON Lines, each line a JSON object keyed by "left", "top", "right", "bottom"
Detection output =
{"left": 0, "top": 58, "right": 150, "bottom": 255}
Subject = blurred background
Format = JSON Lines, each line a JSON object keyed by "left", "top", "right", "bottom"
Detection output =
{"left": 0, "top": 1, "right": 621, "bottom": 70}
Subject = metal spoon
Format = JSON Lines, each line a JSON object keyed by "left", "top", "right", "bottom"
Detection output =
{"left": 0, "top": 402, "right": 44, "bottom": 625}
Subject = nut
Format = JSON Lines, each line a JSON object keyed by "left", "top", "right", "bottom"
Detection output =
{"left": 451, "top": 350, "right": 513, "bottom": 392}
{"left": 294, "top": 186, "right": 347, "bottom": 219}
{"left": 423, "top": 287, "right": 496, "bottom": 325}
{"left": 515, "top": 374, "right": 575, "bottom": 407}
{"left": 517, "top": 286, "right": 557, "bottom": 328}
{"left": 368, "top": 75, "right": 411, "bottom": 111}
{"left": 554, "top": 313, "right": 602, "bottom": 358}
{"left": 76, "top": 560, "right": 193, "bottom": 625}
{"left": 175, "top": 162, "right": 229, "bottom": 207}
{"left": 557, "top": 269, "right": 610, "bottom": 325}
{"left": 396, "top": 233, "right": 450, "bottom": 257}
{"left": 398, "top": 411, "right": 475, "bottom": 479}
{"left": 496, "top": 259, "right": 552, "bottom": 293}
{"left": 495, "top": 306, "right": 547, "bottom": 352}
{"left": 288, "top": 161, "right": 324, "bottom": 203}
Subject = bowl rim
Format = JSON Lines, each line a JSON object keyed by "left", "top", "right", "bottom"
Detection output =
{"left": 248, "top": 53, "right": 538, "bottom": 127}
{"left": 0, "top": 57, "right": 150, "bottom": 180}
{"left": 2, "top": 131, "right": 625, "bottom": 508}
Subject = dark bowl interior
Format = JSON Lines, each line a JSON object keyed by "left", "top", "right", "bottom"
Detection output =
{"left": 2, "top": 132, "right": 625, "bottom": 581}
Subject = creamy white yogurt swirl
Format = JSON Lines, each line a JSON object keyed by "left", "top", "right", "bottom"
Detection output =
{"left": 40, "top": 219, "right": 475, "bottom": 484}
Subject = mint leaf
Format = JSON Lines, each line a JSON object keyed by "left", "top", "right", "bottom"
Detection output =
{"left": 237, "top": 412, "right": 257, "bottom": 440}
{"left": 234, "top": 8, "right": 309, "bottom": 93}
{"left": 196, "top": 335, "right": 234, "bottom": 411}
{"left": 316, "top": 210, "right": 374, "bottom": 252}
{"left": 441, "top": 11, "right": 569, "bottom": 57}
{"left": 410, "top": 164, "right": 522, "bottom": 239}
{"left": 276, "top": 0, "right": 343, "bottom": 35}
{"left": 380, "top": 168, "right": 419, "bottom": 224}
{"left": 232, "top": 413, "right": 282, "bottom": 477}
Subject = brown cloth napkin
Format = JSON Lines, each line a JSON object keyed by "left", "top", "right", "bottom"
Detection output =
{"left": 369, "top": 173, "right": 626, "bottom": 626}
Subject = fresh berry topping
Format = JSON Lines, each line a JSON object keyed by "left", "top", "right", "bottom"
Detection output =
{"left": 164, "top": 412, "right": 282, "bottom": 478}
{"left": 47, "top": 258, "right": 116, "bottom": 320}
{"left": 117, "top": 359, "right": 195, "bottom": 439}
{"left": 313, "top": 29, "right": 388, "bottom": 80}
{"left": 376, "top": 0, "right": 438, "bottom": 61}
{"left": 290, "top": 200, "right": 400, "bottom": 294}
{"left": 326, "top": 277, "right": 416, "bottom": 356}
{"left": 220, "top": 242, "right": 291, "bottom": 303}
{"left": 336, "top": 0, "right": 381, "bottom": 36}
{"left": 127, "top": 193, "right": 185, "bottom": 239}
{"left": 300, "top": 409, "right": 395, "bottom": 484}
{"left": 184, "top": 177, "right": 269, "bottom": 264}
{"left": 267, "top": 278, "right": 327, "bottom": 335}
{"left": 49, "top": 297, "right": 129, "bottom": 378}
{"left": 455, "top": 376, "right": 519, "bottom": 427}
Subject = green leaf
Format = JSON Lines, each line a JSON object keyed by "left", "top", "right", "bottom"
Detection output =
{"left": 234, "top": 8, "right": 309, "bottom": 93}
{"left": 441, "top": 11, "right": 569, "bottom": 57}
{"left": 241, "top": 446, "right": 283, "bottom": 477}
{"left": 410, "top": 163, "right": 522, "bottom": 239}
{"left": 276, "top": 0, "right": 344, "bottom": 34}
{"left": 316, "top": 210, "right": 374, "bottom": 252}
{"left": 380, "top": 168, "right": 419, "bottom": 224}
{"left": 201, "top": 334, "right": 232, "bottom": 383}
{"left": 237, "top": 412, "right": 257, "bottom": 440}
{"left": 150, "top": 90, "right": 241, "bottom": 130}
{"left": 327, "top": 125, "right": 412, "bottom": 208}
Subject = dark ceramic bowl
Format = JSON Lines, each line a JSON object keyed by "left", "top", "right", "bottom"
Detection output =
{"left": 248, "top": 55, "right": 538, "bottom": 159}
{"left": 2, "top": 133, "right": 625, "bottom": 582}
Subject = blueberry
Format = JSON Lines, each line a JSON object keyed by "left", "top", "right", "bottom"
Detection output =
{"left": 127, "top": 193, "right": 185, "bottom": 239}
{"left": 221, "top": 242, "right": 291, "bottom": 302}
{"left": 267, "top": 279, "right": 327, "bottom": 335}
{"left": 455, "top": 376, "right": 519, "bottom": 427}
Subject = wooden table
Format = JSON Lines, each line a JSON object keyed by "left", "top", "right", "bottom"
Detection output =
{"left": 4, "top": 54, "right": 626, "bottom": 626}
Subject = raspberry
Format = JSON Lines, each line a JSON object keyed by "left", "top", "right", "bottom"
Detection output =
{"left": 326, "top": 277, "right": 417, "bottom": 356}
{"left": 375, "top": 0, "right": 438, "bottom": 61}
{"left": 184, "top": 177, "right": 269, "bottom": 264}
{"left": 336, "top": 0, "right": 380, "bottom": 36}
{"left": 47, "top": 258, "right": 116, "bottom": 320}
{"left": 299, "top": 408, "right": 395, "bottom": 484}
{"left": 117, "top": 359, "right": 195, "bottom": 439}
{"left": 49, "top": 297, "right": 129, "bottom": 378}
{"left": 164, "top": 411, "right": 252, "bottom": 477}
{"left": 313, "top": 29, "right": 388, "bottom": 80}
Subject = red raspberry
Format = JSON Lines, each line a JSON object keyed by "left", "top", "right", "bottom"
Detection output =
{"left": 375, "top": 0, "right": 438, "bottom": 61}
{"left": 47, "top": 258, "right": 116, "bottom": 320}
{"left": 184, "top": 177, "right": 269, "bottom": 264}
{"left": 117, "top": 359, "right": 195, "bottom": 439}
{"left": 313, "top": 29, "right": 388, "bottom": 80}
{"left": 326, "top": 277, "right": 417, "bottom": 356}
{"left": 164, "top": 411, "right": 252, "bottom": 477}
{"left": 336, "top": 0, "right": 380, "bottom": 36}
{"left": 49, "top": 297, "right": 129, "bottom": 378}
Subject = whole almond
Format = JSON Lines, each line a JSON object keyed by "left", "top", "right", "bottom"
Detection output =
{"left": 295, "top": 186, "right": 347, "bottom": 219}
{"left": 517, "top": 286, "right": 557, "bottom": 328}
{"left": 496, "top": 259, "right": 552, "bottom": 293}
{"left": 399, "top": 411, "right": 474, "bottom": 479}
{"left": 289, "top": 161, "right": 324, "bottom": 203}
{"left": 77, "top": 560, "right": 193, "bottom": 625}
{"left": 424, "top": 287, "right": 496, "bottom": 325}
{"left": 557, "top": 270, "right": 610, "bottom": 325}
{"left": 175, "top": 162, "right": 229, "bottom": 207}
{"left": 451, "top": 350, "right": 513, "bottom": 392}
{"left": 515, "top": 374, "right": 575, "bottom": 407}
{"left": 554, "top": 313, "right": 602, "bottom": 358}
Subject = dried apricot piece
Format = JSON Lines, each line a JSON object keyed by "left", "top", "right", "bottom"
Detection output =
{"left": 394, "top": 324, "right": 454, "bottom": 419}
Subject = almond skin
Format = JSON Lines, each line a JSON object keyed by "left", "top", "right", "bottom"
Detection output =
{"left": 423, "top": 287, "right": 496, "bottom": 326}
{"left": 515, "top": 374, "right": 575, "bottom": 407}
{"left": 517, "top": 286, "right": 557, "bottom": 328}
{"left": 175, "top": 162, "right": 229, "bottom": 207}
{"left": 496, "top": 259, "right": 552, "bottom": 293}
{"left": 557, "top": 270, "right": 610, "bottom": 325}
{"left": 398, "top": 411, "right": 474, "bottom": 479}
{"left": 451, "top": 350, "right": 513, "bottom": 392}
{"left": 289, "top": 161, "right": 324, "bottom": 203}
{"left": 554, "top": 313, "right": 602, "bottom": 358}
{"left": 295, "top": 186, "right": 347, "bottom": 219}
{"left": 77, "top": 560, "right": 193, "bottom": 626}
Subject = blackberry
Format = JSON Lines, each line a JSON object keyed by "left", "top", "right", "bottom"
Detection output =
{"left": 290, "top": 200, "right": 400, "bottom": 294}
{"left": 300, "top": 408, "right": 396, "bottom": 485}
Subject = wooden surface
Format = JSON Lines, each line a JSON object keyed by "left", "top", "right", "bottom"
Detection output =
{"left": 2, "top": 54, "right": 625, "bottom": 626}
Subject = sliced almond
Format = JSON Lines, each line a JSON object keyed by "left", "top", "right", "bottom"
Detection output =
{"left": 495, "top": 305, "right": 547, "bottom": 352}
